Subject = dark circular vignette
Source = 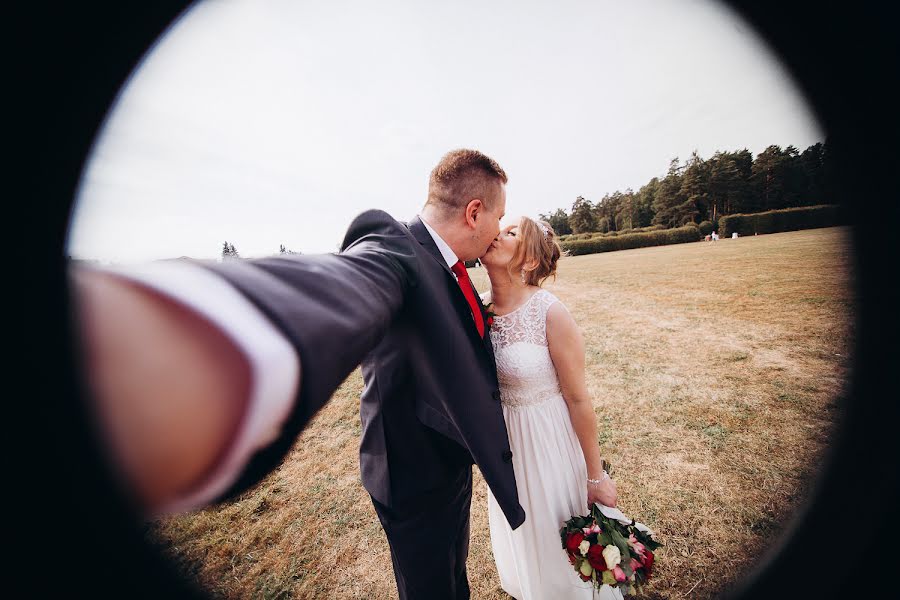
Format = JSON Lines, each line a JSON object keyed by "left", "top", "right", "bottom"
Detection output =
{"left": 18, "top": 1, "right": 898, "bottom": 598}
{"left": 718, "top": 2, "right": 900, "bottom": 598}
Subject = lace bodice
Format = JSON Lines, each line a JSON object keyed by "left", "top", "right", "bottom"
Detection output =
{"left": 489, "top": 289, "right": 563, "bottom": 408}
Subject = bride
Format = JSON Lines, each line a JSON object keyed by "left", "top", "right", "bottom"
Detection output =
{"left": 480, "top": 216, "right": 623, "bottom": 600}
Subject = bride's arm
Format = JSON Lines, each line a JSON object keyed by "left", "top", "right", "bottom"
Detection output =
{"left": 546, "top": 301, "right": 618, "bottom": 508}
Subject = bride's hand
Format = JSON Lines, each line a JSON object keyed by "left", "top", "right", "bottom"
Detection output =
{"left": 588, "top": 475, "right": 617, "bottom": 508}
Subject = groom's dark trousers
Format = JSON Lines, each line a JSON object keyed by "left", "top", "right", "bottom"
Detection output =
{"left": 202, "top": 210, "right": 526, "bottom": 599}
{"left": 371, "top": 469, "right": 473, "bottom": 600}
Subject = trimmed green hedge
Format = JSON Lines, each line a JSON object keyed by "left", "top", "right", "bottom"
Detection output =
{"left": 638, "top": 224, "right": 667, "bottom": 233}
{"left": 558, "top": 205, "right": 843, "bottom": 252}
{"left": 558, "top": 225, "right": 664, "bottom": 242}
{"left": 561, "top": 224, "right": 702, "bottom": 256}
{"left": 718, "top": 204, "right": 845, "bottom": 237}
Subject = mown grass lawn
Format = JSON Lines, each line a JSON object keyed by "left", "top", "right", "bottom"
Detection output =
{"left": 148, "top": 226, "right": 854, "bottom": 599}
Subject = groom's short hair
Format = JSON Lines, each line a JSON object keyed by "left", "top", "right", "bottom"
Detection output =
{"left": 426, "top": 149, "right": 508, "bottom": 214}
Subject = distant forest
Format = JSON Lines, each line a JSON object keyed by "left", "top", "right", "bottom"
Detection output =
{"left": 540, "top": 141, "right": 834, "bottom": 235}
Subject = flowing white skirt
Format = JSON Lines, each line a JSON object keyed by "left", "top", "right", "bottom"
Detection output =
{"left": 488, "top": 393, "right": 623, "bottom": 600}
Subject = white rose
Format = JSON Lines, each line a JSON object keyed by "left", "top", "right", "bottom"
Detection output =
{"left": 602, "top": 545, "right": 622, "bottom": 570}
{"left": 579, "top": 540, "right": 591, "bottom": 556}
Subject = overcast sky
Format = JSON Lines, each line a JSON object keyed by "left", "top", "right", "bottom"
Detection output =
{"left": 67, "top": 0, "right": 823, "bottom": 262}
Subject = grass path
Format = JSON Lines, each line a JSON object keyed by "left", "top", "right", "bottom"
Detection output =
{"left": 149, "top": 227, "right": 854, "bottom": 599}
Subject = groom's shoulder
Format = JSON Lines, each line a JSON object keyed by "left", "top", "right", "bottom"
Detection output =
{"left": 345, "top": 209, "right": 410, "bottom": 236}
{"left": 352, "top": 208, "right": 396, "bottom": 224}
{"left": 341, "top": 209, "right": 415, "bottom": 252}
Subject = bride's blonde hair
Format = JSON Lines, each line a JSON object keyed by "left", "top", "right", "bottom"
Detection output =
{"left": 508, "top": 216, "right": 562, "bottom": 287}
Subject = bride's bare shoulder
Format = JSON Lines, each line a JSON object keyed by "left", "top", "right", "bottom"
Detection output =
{"left": 537, "top": 289, "right": 565, "bottom": 311}
{"left": 545, "top": 294, "right": 575, "bottom": 327}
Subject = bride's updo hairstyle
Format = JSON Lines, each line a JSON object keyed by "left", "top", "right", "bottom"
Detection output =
{"left": 510, "top": 216, "right": 562, "bottom": 287}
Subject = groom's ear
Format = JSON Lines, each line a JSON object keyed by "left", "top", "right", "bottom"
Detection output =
{"left": 464, "top": 199, "right": 483, "bottom": 229}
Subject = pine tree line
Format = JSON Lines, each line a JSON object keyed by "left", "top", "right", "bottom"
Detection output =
{"left": 541, "top": 141, "right": 834, "bottom": 236}
{"left": 220, "top": 242, "right": 301, "bottom": 259}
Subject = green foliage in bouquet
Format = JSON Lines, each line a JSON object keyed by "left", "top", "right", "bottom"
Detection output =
{"left": 560, "top": 466, "right": 662, "bottom": 595}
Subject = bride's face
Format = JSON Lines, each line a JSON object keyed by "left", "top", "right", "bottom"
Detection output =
{"left": 481, "top": 224, "right": 519, "bottom": 269}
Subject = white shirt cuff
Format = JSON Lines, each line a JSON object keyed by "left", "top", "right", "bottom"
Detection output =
{"left": 100, "top": 260, "right": 300, "bottom": 515}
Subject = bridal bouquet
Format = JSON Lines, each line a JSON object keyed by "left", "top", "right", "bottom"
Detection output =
{"left": 560, "top": 502, "right": 662, "bottom": 595}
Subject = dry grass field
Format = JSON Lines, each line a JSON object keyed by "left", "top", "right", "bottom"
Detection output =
{"left": 147, "top": 226, "right": 855, "bottom": 599}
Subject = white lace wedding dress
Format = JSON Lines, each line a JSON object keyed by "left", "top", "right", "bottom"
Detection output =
{"left": 487, "top": 289, "right": 623, "bottom": 600}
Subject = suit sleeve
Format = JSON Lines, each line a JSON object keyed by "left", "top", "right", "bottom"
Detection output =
{"left": 196, "top": 209, "right": 418, "bottom": 504}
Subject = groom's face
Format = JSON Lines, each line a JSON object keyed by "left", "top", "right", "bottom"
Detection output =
{"left": 475, "top": 183, "right": 507, "bottom": 254}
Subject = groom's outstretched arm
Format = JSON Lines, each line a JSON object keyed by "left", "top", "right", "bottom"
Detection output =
{"left": 72, "top": 266, "right": 260, "bottom": 514}
{"left": 71, "top": 210, "right": 417, "bottom": 515}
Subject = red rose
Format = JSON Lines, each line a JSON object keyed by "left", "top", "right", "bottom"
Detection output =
{"left": 487, "top": 316, "right": 494, "bottom": 327}
{"left": 565, "top": 532, "right": 585, "bottom": 555}
{"left": 587, "top": 544, "right": 607, "bottom": 571}
{"left": 643, "top": 550, "right": 654, "bottom": 575}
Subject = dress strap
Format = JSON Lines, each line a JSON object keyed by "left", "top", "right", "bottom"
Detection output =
{"left": 534, "top": 289, "right": 559, "bottom": 322}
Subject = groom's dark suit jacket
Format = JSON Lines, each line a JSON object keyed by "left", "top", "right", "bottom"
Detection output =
{"left": 202, "top": 210, "right": 526, "bottom": 529}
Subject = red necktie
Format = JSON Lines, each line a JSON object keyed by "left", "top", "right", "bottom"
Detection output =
{"left": 451, "top": 260, "right": 485, "bottom": 338}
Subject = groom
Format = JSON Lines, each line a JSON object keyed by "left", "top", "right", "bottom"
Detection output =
{"left": 73, "top": 149, "right": 524, "bottom": 599}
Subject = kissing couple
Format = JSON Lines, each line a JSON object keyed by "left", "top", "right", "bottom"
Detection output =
{"left": 74, "top": 148, "right": 626, "bottom": 599}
